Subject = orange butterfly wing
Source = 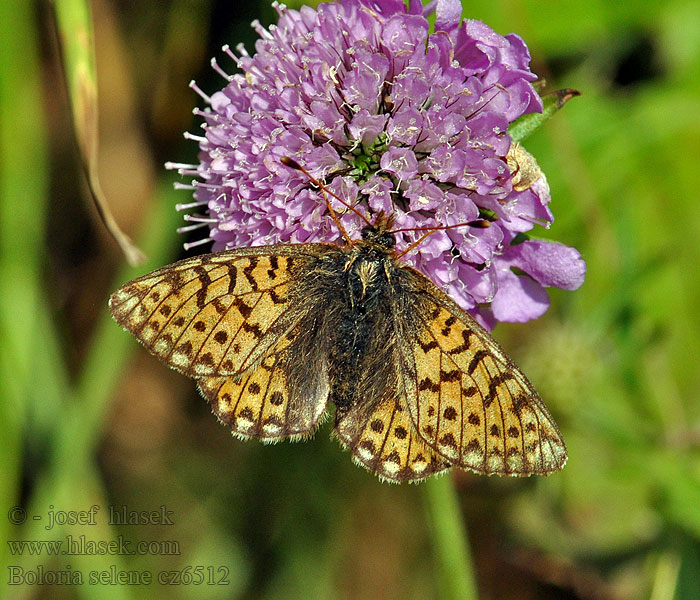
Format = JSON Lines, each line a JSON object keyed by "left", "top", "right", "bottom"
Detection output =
{"left": 397, "top": 273, "right": 567, "bottom": 476}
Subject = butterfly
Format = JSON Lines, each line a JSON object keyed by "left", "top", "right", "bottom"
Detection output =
{"left": 109, "top": 206, "right": 567, "bottom": 482}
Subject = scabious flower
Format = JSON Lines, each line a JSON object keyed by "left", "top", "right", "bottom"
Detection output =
{"left": 168, "top": 0, "right": 585, "bottom": 329}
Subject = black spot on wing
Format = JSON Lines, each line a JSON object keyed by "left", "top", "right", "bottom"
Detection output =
{"left": 418, "top": 378, "right": 440, "bottom": 393}
{"left": 418, "top": 339, "right": 439, "bottom": 352}
{"left": 440, "top": 369, "right": 460, "bottom": 382}
{"left": 447, "top": 329, "right": 473, "bottom": 355}
{"left": 485, "top": 373, "right": 516, "bottom": 408}
{"left": 226, "top": 264, "right": 238, "bottom": 295}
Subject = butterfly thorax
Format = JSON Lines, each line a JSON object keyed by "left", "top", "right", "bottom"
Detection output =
{"left": 345, "top": 243, "right": 395, "bottom": 304}
{"left": 340, "top": 220, "right": 399, "bottom": 303}
{"left": 319, "top": 234, "right": 407, "bottom": 413}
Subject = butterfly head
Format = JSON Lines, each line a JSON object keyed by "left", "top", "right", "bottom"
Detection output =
{"left": 359, "top": 212, "right": 396, "bottom": 251}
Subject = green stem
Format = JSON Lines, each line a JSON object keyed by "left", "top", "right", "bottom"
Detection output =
{"left": 649, "top": 551, "right": 681, "bottom": 600}
{"left": 423, "top": 475, "right": 479, "bottom": 600}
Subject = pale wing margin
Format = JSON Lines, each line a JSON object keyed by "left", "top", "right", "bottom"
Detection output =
{"left": 396, "top": 270, "right": 567, "bottom": 476}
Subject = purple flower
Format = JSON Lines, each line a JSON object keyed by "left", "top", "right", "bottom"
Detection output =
{"left": 168, "top": 0, "right": 585, "bottom": 328}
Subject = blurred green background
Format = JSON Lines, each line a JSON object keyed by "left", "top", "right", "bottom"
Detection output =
{"left": 2, "top": 0, "right": 700, "bottom": 598}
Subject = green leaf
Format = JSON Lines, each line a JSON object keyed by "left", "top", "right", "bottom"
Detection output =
{"left": 509, "top": 89, "right": 582, "bottom": 142}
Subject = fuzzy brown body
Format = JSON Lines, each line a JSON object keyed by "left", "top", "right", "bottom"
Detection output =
{"left": 110, "top": 224, "right": 567, "bottom": 482}
{"left": 291, "top": 232, "right": 411, "bottom": 414}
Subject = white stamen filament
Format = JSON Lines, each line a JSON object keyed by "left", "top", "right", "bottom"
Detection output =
{"left": 188, "top": 80, "right": 211, "bottom": 103}
{"left": 176, "top": 199, "right": 208, "bottom": 211}
{"left": 183, "top": 237, "right": 213, "bottom": 251}
{"left": 183, "top": 131, "right": 207, "bottom": 143}
{"left": 184, "top": 214, "right": 217, "bottom": 223}
{"left": 177, "top": 222, "right": 209, "bottom": 234}
{"left": 210, "top": 58, "right": 232, "bottom": 81}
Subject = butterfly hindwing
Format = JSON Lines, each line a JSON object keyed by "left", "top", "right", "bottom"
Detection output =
{"left": 398, "top": 274, "right": 567, "bottom": 476}
{"left": 334, "top": 389, "right": 451, "bottom": 483}
{"left": 197, "top": 321, "right": 330, "bottom": 440}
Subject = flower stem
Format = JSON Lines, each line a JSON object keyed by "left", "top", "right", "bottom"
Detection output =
{"left": 423, "top": 475, "right": 479, "bottom": 600}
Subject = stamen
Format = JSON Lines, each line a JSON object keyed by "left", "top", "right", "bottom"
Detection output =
{"left": 188, "top": 80, "right": 211, "bottom": 103}
{"left": 165, "top": 162, "right": 200, "bottom": 177}
{"left": 165, "top": 161, "right": 198, "bottom": 171}
{"left": 183, "top": 131, "right": 207, "bottom": 143}
{"left": 221, "top": 45, "right": 244, "bottom": 69}
{"left": 177, "top": 222, "right": 209, "bottom": 234}
{"left": 193, "top": 181, "right": 225, "bottom": 191}
{"left": 272, "top": 2, "right": 288, "bottom": 17}
{"left": 210, "top": 58, "right": 232, "bottom": 81}
{"left": 192, "top": 108, "right": 214, "bottom": 119}
{"left": 464, "top": 87, "right": 503, "bottom": 120}
{"left": 176, "top": 199, "right": 208, "bottom": 211}
{"left": 251, "top": 20, "right": 273, "bottom": 40}
{"left": 183, "top": 237, "right": 213, "bottom": 251}
{"left": 184, "top": 214, "right": 217, "bottom": 223}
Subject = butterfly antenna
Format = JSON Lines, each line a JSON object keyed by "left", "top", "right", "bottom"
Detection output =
{"left": 394, "top": 220, "right": 490, "bottom": 259}
{"left": 280, "top": 157, "right": 371, "bottom": 243}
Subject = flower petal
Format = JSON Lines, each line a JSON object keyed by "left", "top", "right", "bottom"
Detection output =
{"left": 507, "top": 240, "right": 586, "bottom": 290}
{"left": 435, "top": 0, "right": 462, "bottom": 33}
{"left": 380, "top": 147, "right": 418, "bottom": 179}
{"left": 491, "top": 268, "right": 550, "bottom": 322}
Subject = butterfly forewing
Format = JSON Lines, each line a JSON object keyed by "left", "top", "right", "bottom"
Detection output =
{"left": 399, "top": 281, "right": 567, "bottom": 476}
{"left": 109, "top": 247, "right": 321, "bottom": 378}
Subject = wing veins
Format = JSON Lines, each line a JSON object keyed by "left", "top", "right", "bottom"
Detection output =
{"left": 377, "top": 404, "right": 399, "bottom": 470}
{"left": 255, "top": 355, "right": 278, "bottom": 432}
{"left": 434, "top": 287, "right": 565, "bottom": 464}
{"left": 412, "top": 309, "right": 491, "bottom": 468}
{"left": 232, "top": 369, "right": 256, "bottom": 417}
{"left": 132, "top": 268, "right": 226, "bottom": 333}
{"left": 435, "top": 352, "right": 444, "bottom": 451}
{"left": 411, "top": 302, "right": 547, "bottom": 474}
{"left": 125, "top": 261, "right": 289, "bottom": 343}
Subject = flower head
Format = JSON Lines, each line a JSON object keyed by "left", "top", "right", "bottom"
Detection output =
{"left": 170, "top": 0, "right": 585, "bottom": 328}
